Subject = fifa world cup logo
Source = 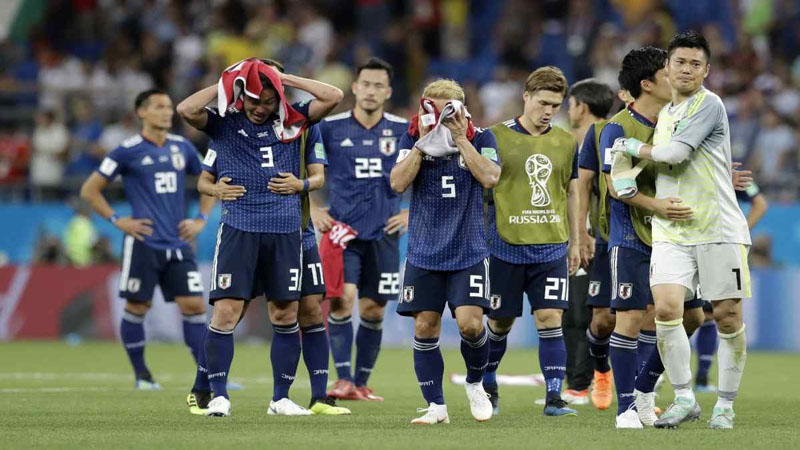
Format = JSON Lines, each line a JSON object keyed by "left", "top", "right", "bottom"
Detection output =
{"left": 525, "top": 154, "right": 552, "bottom": 207}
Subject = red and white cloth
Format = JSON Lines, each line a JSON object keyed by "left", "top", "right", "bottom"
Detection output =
{"left": 319, "top": 221, "right": 358, "bottom": 299}
{"left": 217, "top": 58, "right": 308, "bottom": 142}
{"left": 408, "top": 98, "right": 476, "bottom": 157}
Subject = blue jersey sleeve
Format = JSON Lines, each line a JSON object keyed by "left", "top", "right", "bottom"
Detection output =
{"left": 185, "top": 141, "right": 202, "bottom": 176}
{"left": 474, "top": 129, "right": 500, "bottom": 166}
{"left": 97, "top": 146, "right": 127, "bottom": 180}
{"left": 201, "top": 143, "right": 218, "bottom": 175}
{"left": 292, "top": 100, "right": 312, "bottom": 120}
{"left": 202, "top": 107, "right": 225, "bottom": 139}
{"left": 599, "top": 123, "right": 625, "bottom": 174}
{"left": 571, "top": 144, "right": 579, "bottom": 179}
{"left": 578, "top": 126, "right": 599, "bottom": 172}
{"left": 396, "top": 132, "right": 417, "bottom": 162}
{"left": 305, "top": 125, "right": 327, "bottom": 166}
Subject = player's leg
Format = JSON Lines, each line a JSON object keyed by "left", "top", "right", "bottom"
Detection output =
{"left": 326, "top": 242, "right": 363, "bottom": 397}
{"left": 204, "top": 298, "right": 244, "bottom": 416}
{"left": 637, "top": 308, "right": 657, "bottom": 378}
{"left": 397, "top": 261, "right": 448, "bottom": 424}
{"left": 695, "top": 302, "right": 718, "bottom": 391}
{"left": 562, "top": 271, "right": 591, "bottom": 406}
{"left": 585, "top": 242, "right": 615, "bottom": 409}
{"left": 650, "top": 242, "right": 701, "bottom": 428}
{"left": 483, "top": 255, "right": 524, "bottom": 414}
{"left": 121, "top": 300, "right": 156, "bottom": 388}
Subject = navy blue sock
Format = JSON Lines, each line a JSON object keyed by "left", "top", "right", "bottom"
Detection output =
{"left": 635, "top": 341, "right": 665, "bottom": 394}
{"left": 610, "top": 332, "right": 638, "bottom": 414}
{"left": 460, "top": 328, "right": 489, "bottom": 384}
{"left": 587, "top": 329, "right": 611, "bottom": 373}
{"left": 637, "top": 330, "right": 657, "bottom": 377}
{"left": 483, "top": 324, "right": 508, "bottom": 390}
{"left": 696, "top": 321, "right": 717, "bottom": 385}
{"left": 327, "top": 315, "right": 353, "bottom": 381}
{"left": 182, "top": 313, "right": 207, "bottom": 364}
{"left": 301, "top": 323, "right": 330, "bottom": 401}
{"left": 538, "top": 327, "right": 567, "bottom": 402}
{"left": 272, "top": 322, "right": 301, "bottom": 401}
{"left": 413, "top": 337, "right": 445, "bottom": 405}
{"left": 354, "top": 316, "right": 383, "bottom": 387}
{"left": 205, "top": 326, "right": 234, "bottom": 399}
{"left": 192, "top": 326, "right": 211, "bottom": 392}
{"left": 120, "top": 310, "right": 150, "bottom": 379}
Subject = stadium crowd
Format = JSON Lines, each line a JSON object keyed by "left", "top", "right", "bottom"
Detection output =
{"left": 0, "top": 0, "right": 798, "bottom": 200}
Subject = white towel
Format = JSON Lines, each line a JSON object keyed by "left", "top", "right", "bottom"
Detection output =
{"left": 415, "top": 100, "right": 470, "bottom": 158}
{"left": 611, "top": 152, "right": 648, "bottom": 199}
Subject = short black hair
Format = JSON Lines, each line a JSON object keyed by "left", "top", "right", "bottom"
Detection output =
{"left": 618, "top": 46, "right": 668, "bottom": 99}
{"left": 568, "top": 79, "right": 614, "bottom": 118}
{"left": 356, "top": 57, "right": 394, "bottom": 82}
{"left": 668, "top": 30, "right": 711, "bottom": 62}
{"left": 134, "top": 89, "right": 167, "bottom": 110}
{"left": 260, "top": 58, "right": 285, "bottom": 73}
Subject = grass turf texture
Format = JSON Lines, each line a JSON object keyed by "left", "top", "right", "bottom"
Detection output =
{"left": 1, "top": 341, "right": 797, "bottom": 449}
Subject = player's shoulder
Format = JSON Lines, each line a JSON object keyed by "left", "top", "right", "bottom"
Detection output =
{"left": 322, "top": 110, "right": 352, "bottom": 123}
{"left": 693, "top": 88, "right": 725, "bottom": 114}
{"left": 382, "top": 112, "right": 408, "bottom": 125}
{"left": 166, "top": 133, "right": 187, "bottom": 143}
{"left": 501, "top": 118, "right": 516, "bottom": 129}
{"left": 120, "top": 134, "right": 144, "bottom": 149}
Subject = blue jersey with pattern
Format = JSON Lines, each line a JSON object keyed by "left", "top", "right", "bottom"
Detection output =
{"left": 97, "top": 133, "right": 202, "bottom": 250}
{"left": 487, "top": 120, "right": 578, "bottom": 264}
{"left": 398, "top": 128, "right": 499, "bottom": 271}
{"left": 578, "top": 125, "right": 603, "bottom": 239}
{"left": 302, "top": 221, "right": 317, "bottom": 251}
{"left": 200, "top": 104, "right": 327, "bottom": 233}
{"left": 318, "top": 110, "right": 409, "bottom": 240}
{"left": 600, "top": 106, "right": 653, "bottom": 255}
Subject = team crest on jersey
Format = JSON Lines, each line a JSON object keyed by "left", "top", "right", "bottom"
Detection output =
{"left": 525, "top": 154, "right": 553, "bottom": 207}
{"left": 382, "top": 129, "right": 393, "bottom": 136}
{"left": 673, "top": 118, "right": 688, "bottom": 136}
{"left": 588, "top": 281, "right": 601, "bottom": 297}
{"left": 618, "top": 283, "right": 633, "bottom": 300}
{"left": 171, "top": 153, "right": 186, "bottom": 170}
{"left": 490, "top": 295, "right": 502, "bottom": 310}
{"left": 402, "top": 286, "right": 414, "bottom": 302}
{"left": 218, "top": 274, "right": 232, "bottom": 290}
{"left": 170, "top": 145, "right": 180, "bottom": 153}
{"left": 379, "top": 137, "right": 397, "bottom": 156}
{"left": 127, "top": 278, "right": 141, "bottom": 293}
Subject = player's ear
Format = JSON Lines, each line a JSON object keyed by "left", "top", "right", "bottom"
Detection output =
{"left": 640, "top": 79, "right": 651, "bottom": 94}
{"left": 385, "top": 86, "right": 392, "bottom": 101}
{"left": 351, "top": 80, "right": 358, "bottom": 96}
{"left": 523, "top": 90, "right": 530, "bottom": 103}
{"left": 703, "top": 64, "right": 710, "bottom": 79}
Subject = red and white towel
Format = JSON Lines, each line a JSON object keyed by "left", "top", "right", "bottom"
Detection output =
{"left": 319, "top": 221, "right": 358, "bottom": 299}
{"left": 408, "top": 98, "right": 476, "bottom": 157}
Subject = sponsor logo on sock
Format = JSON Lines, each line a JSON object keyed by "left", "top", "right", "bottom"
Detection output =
{"left": 281, "top": 374, "right": 296, "bottom": 381}
{"left": 312, "top": 369, "right": 329, "bottom": 375}
{"left": 208, "top": 371, "right": 227, "bottom": 379}
{"left": 418, "top": 380, "right": 435, "bottom": 387}
{"left": 334, "top": 362, "right": 351, "bottom": 368}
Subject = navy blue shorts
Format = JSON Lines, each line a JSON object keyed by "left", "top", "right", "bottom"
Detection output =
{"left": 488, "top": 255, "right": 570, "bottom": 319}
{"left": 586, "top": 242, "right": 612, "bottom": 308}
{"left": 396, "top": 259, "right": 490, "bottom": 318}
{"left": 119, "top": 235, "right": 203, "bottom": 303}
{"left": 209, "top": 224, "right": 302, "bottom": 303}
{"left": 343, "top": 233, "right": 400, "bottom": 303}
{"left": 610, "top": 246, "right": 653, "bottom": 311}
{"left": 301, "top": 245, "right": 326, "bottom": 297}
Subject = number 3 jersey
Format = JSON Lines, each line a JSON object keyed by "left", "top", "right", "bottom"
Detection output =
{"left": 318, "top": 111, "right": 408, "bottom": 240}
{"left": 199, "top": 105, "right": 327, "bottom": 234}
{"left": 97, "top": 133, "right": 202, "bottom": 250}
{"left": 397, "top": 128, "right": 499, "bottom": 271}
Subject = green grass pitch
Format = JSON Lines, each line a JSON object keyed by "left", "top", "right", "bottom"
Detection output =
{"left": 1, "top": 341, "right": 797, "bottom": 449}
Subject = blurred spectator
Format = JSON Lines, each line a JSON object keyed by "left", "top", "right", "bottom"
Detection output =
{"left": 63, "top": 199, "right": 97, "bottom": 267}
{"left": 750, "top": 234, "right": 774, "bottom": 268}
{"left": 0, "top": 126, "right": 31, "bottom": 184}
{"left": 32, "top": 229, "right": 67, "bottom": 265}
{"left": 30, "top": 109, "right": 69, "bottom": 188}
{"left": 91, "top": 236, "right": 117, "bottom": 265}
{"left": 98, "top": 113, "right": 138, "bottom": 154}
{"left": 65, "top": 98, "right": 104, "bottom": 175}
{"left": 479, "top": 66, "right": 522, "bottom": 125}
{"left": 750, "top": 108, "right": 796, "bottom": 184}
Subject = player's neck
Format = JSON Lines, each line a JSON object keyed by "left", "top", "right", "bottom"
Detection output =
{"left": 630, "top": 96, "right": 661, "bottom": 123}
{"left": 518, "top": 114, "right": 548, "bottom": 136}
{"left": 141, "top": 126, "right": 168, "bottom": 147}
{"left": 571, "top": 115, "right": 599, "bottom": 143}
{"left": 673, "top": 85, "right": 703, "bottom": 106}
{"left": 353, "top": 106, "right": 383, "bottom": 129}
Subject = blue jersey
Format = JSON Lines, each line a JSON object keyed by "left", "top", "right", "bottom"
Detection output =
{"left": 600, "top": 107, "right": 653, "bottom": 255}
{"left": 578, "top": 125, "right": 599, "bottom": 172}
{"left": 302, "top": 221, "right": 317, "bottom": 251}
{"left": 319, "top": 110, "right": 409, "bottom": 240}
{"left": 398, "top": 128, "right": 499, "bottom": 271}
{"left": 488, "top": 120, "right": 578, "bottom": 264}
{"left": 97, "top": 133, "right": 202, "bottom": 250}
{"left": 200, "top": 104, "right": 327, "bottom": 233}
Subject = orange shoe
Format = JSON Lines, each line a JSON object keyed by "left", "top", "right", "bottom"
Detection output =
{"left": 591, "top": 370, "right": 613, "bottom": 410}
{"left": 355, "top": 386, "right": 384, "bottom": 402}
{"left": 327, "top": 379, "right": 364, "bottom": 400}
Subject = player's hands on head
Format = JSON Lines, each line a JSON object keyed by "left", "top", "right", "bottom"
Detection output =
{"left": 268, "top": 172, "right": 303, "bottom": 195}
{"left": 384, "top": 209, "right": 409, "bottom": 235}
{"left": 417, "top": 104, "right": 433, "bottom": 138}
{"left": 567, "top": 242, "right": 580, "bottom": 276}
{"left": 442, "top": 106, "right": 467, "bottom": 140}
{"left": 311, "top": 207, "right": 334, "bottom": 233}
{"left": 654, "top": 197, "right": 693, "bottom": 221}
{"left": 178, "top": 218, "right": 205, "bottom": 242}
{"left": 579, "top": 230, "right": 595, "bottom": 269}
{"left": 731, "top": 162, "right": 753, "bottom": 191}
{"left": 115, "top": 217, "right": 154, "bottom": 241}
{"left": 214, "top": 177, "right": 246, "bottom": 201}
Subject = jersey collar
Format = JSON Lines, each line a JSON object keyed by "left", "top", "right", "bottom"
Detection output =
{"left": 514, "top": 116, "right": 552, "bottom": 136}
{"left": 351, "top": 110, "right": 385, "bottom": 131}
{"left": 627, "top": 104, "right": 656, "bottom": 128}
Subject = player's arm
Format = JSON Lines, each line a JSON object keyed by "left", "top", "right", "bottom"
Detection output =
{"left": 444, "top": 108, "right": 499, "bottom": 188}
{"left": 577, "top": 168, "right": 596, "bottom": 267}
{"left": 747, "top": 193, "right": 768, "bottom": 229}
{"left": 566, "top": 178, "right": 581, "bottom": 275}
{"left": 177, "top": 84, "right": 216, "bottom": 130}
{"left": 198, "top": 170, "right": 246, "bottom": 200}
{"left": 179, "top": 194, "right": 216, "bottom": 242}
{"left": 390, "top": 147, "right": 423, "bottom": 193}
{"left": 604, "top": 172, "right": 693, "bottom": 221}
{"left": 280, "top": 74, "right": 343, "bottom": 122}
{"left": 268, "top": 164, "right": 325, "bottom": 195}
{"left": 80, "top": 172, "right": 153, "bottom": 241}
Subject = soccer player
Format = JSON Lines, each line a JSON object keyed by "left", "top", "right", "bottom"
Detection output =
{"left": 391, "top": 79, "right": 500, "bottom": 424}
{"left": 694, "top": 181, "right": 766, "bottom": 392}
{"left": 313, "top": 57, "right": 409, "bottom": 401}
{"left": 481, "top": 66, "right": 580, "bottom": 417}
{"left": 178, "top": 61, "right": 343, "bottom": 417}
{"left": 611, "top": 31, "right": 751, "bottom": 429}
{"left": 80, "top": 89, "right": 214, "bottom": 396}
{"left": 566, "top": 79, "right": 615, "bottom": 408}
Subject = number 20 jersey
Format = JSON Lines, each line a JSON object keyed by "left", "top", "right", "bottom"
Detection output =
{"left": 397, "top": 129, "right": 499, "bottom": 271}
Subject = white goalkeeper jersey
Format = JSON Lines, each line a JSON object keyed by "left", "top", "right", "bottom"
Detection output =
{"left": 651, "top": 87, "right": 750, "bottom": 246}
